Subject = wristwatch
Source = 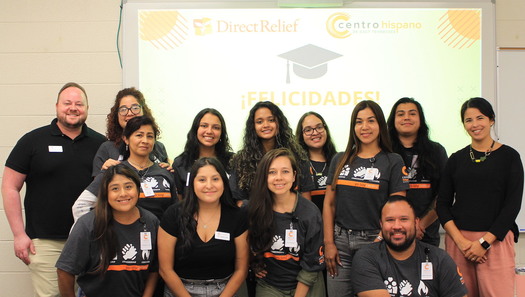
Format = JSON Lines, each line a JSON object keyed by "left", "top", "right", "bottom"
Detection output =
{"left": 479, "top": 238, "right": 491, "bottom": 250}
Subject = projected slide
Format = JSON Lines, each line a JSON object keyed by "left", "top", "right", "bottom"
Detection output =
{"left": 135, "top": 8, "right": 482, "bottom": 155}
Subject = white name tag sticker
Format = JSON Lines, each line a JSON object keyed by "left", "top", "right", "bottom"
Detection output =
{"left": 285, "top": 229, "right": 298, "bottom": 247}
{"left": 215, "top": 231, "right": 230, "bottom": 241}
{"left": 421, "top": 262, "right": 433, "bottom": 280}
{"left": 48, "top": 145, "right": 63, "bottom": 153}
{"left": 141, "top": 182, "right": 155, "bottom": 197}
{"left": 140, "top": 232, "right": 152, "bottom": 250}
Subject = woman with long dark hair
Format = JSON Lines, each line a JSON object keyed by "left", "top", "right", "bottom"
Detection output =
{"left": 73, "top": 116, "right": 176, "bottom": 221}
{"left": 437, "top": 97, "right": 524, "bottom": 297}
{"left": 323, "top": 100, "right": 408, "bottom": 297}
{"left": 158, "top": 157, "right": 249, "bottom": 297}
{"left": 93, "top": 87, "right": 170, "bottom": 176}
{"left": 57, "top": 164, "right": 159, "bottom": 297}
{"left": 296, "top": 111, "right": 337, "bottom": 212}
{"left": 248, "top": 148, "right": 325, "bottom": 297}
{"left": 172, "top": 108, "right": 234, "bottom": 199}
{"left": 230, "top": 101, "right": 313, "bottom": 205}
{"left": 387, "top": 97, "right": 448, "bottom": 246}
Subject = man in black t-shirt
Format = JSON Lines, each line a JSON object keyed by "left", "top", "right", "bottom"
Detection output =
{"left": 351, "top": 196, "right": 467, "bottom": 297}
{"left": 2, "top": 83, "right": 105, "bottom": 297}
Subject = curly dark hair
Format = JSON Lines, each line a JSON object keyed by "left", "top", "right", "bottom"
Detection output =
{"left": 296, "top": 111, "right": 337, "bottom": 162}
{"left": 106, "top": 87, "right": 155, "bottom": 145}
{"left": 231, "top": 101, "right": 307, "bottom": 192}
{"left": 177, "top": 108, "right": 233, "bottom": 171}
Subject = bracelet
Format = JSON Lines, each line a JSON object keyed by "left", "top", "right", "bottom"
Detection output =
{"left": 376, "top": 236, "right": 383, "bottom": 241}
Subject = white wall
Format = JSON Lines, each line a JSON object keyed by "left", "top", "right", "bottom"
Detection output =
{"left": 0, "top": 0, "right": 524, "bottom": 295}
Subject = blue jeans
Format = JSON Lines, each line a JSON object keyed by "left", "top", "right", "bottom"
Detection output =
{"left": 164, "top": 275, "right": 232, "bottom": 297}
{"left": 326, "top": 225, "right": 379, "bottom": 297}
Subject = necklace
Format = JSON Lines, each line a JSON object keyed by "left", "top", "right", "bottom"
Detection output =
{"left": 197, "top": 207, "right": 220, "bottom": 229}
{"left": 309, "top": 160, "right": 326, "bottom": 177}
{"left": 128, "top": 159, "right": 152, "bottom": 170}
{"left": 469, "top": 139, "right": 495, "bottom": 163}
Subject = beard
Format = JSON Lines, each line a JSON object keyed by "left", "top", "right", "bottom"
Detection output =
{"left": 384, "top": 230, "right": 416, "bottom": 252}
{"left": 57, "top": 114, "right": 86, "bottom": 129}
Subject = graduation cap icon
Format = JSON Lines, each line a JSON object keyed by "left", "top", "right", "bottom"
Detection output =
{"left": 278, "top": 44, "right": 342, "bottom": 83}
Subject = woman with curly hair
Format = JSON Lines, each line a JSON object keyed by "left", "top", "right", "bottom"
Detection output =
{"left": 230, "top": 101, "right": 313, "bottom": 206}
{"left": 172, "top": 108, "right": 234, "bottom": 199}
{"left": 92, "top": 87, "right": 170, "bottom": 176}
{"left": 296, "top": 111, "right": 337, "bottom": 212}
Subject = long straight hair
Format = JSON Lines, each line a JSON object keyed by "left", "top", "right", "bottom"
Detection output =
{"left": 331, "top": 100, "right": 391, "bottom": 188}
{"left": 177, "top": 108, "right": 233, "bottom": 171}
{"left": 93, "top": 164, "right": 141, "bottom": 274}
{"left": 248, "top": 148, "right": 298, "bottom": 269}
{"left": 387, "top": 97, "right": 442, "bottom": 190}
{"left": 177, "top": 157, "right": 236, "bottom": 257}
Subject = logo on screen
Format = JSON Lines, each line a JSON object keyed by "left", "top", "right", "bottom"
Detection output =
{"left": 139, "top": 10, "right": 190, "bottom": 49}
{"left": 194, "top": 18, "right": 213, "bottom": 36}
{"left": 326, "top": 12, "right": 352, "bottom": 39}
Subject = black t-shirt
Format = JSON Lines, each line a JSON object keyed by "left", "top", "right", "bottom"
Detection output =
{"left": 160, "top": 203, "right": 247, "bottom": 279}
{"left": 5, "top": 119, "right": 105, "bottom": 239}
{"left": 398, "top": 143, "right": 447, "bottom": 246}
{"left": 308, "top": 160, "right": 330, "bottom": 211}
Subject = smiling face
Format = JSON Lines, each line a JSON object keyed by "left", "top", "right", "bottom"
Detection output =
{"left": 394, "top": 103, "right": 420, "bottom": 139}
{"left": 254, "top": 107, "right": 278, "bottom": 140}
{"left": 354, "top": 107, "right": 380, "bottom": 146}
{"left": 118, "top": 95, "right": 144, "bottom": 129}
{"left": 463, "top": 107, "right": 494, "bottom": 143}
{"left": 302, "top": 114, "right": 327, "bottom": 150}
{"left": 55, "top": 87, "right": 88, "bottom": 130}
{"left": 267, "top": 156, "right": 296, "bottom": 197}
{"left": 194, "top": 164, "right": 224, "bottom": 205}
{"left": 124, "top": 124, "right": 155, "bottom": 158}
{"left": 197, "top": 113, "right": 222, "bottom": 148}
{"left": 107, "top": 174, "right": 139, "bottom": 214}
{"left": 381, "top": 200, "right": 418, "bottom": 252}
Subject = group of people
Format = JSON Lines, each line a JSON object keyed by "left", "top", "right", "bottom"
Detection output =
{"left": 2, "top": 82, "right": 523, "bottom": 297}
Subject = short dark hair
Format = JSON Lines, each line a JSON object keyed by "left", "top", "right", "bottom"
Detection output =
{"left": 460, "top": 97, "right": 495, "bottom": 123}
{"left": 381, "top": 195, "right": 416, "bottom": 218}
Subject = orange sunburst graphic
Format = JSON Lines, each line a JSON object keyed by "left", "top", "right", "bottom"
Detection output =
{"left": 438, "top": 10, "right": 480, "bottom": 49}
{"left": 139, "top": 11, "right": 189, "bottom": 50}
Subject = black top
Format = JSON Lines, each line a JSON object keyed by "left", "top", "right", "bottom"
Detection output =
{"left": 398, "top": 143, "right": 448, "bottom": 246}
{"left": 160, "top": 202, "right": 247, "bottom": 279}
{"left": 437, "top": 144, "right": 524, "bottom": 242}
{"left": 5, "top": 119, "right": 105, "bottom": 239}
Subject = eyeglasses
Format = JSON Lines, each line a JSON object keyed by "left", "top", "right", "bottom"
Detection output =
{"left": 118, "top": 104, "right": 142, "bottom": 116}
{"left": 303, "top": 124, "right": 325, "bottom": 136}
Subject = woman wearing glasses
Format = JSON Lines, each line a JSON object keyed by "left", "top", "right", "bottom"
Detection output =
{"left": 92, "top": 87, "right": 170, "bottom": 176}
{"left": 296, "top": 112, "right": 337, "bottom": 212}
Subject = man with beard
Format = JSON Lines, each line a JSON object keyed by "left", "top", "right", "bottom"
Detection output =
{"left": 2, "top": 82, "right": 105, "bottom": 297}
{"left": 350, "top": 196, "right": 467, "bottom": 297}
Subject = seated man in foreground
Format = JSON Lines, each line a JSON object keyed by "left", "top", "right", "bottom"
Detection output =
{"left": 351, "top": 196, "right": 467, "bottom": 297}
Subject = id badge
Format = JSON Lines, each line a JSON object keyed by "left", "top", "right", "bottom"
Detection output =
{"left": 285, "top": 229, "right": 297, "bottom": 248}
{"left": 48, "top": 145, "right": 63, "bottom": 153}
{"left": 215, "top": 231, "right": 230, "bottom": 241}
{"left": 421, "top": 262, "right": 433, "bottom": 280}
{"left": 141, "top": 182, "right": 155, "bottom": 197}
{"left": 141, "top": 232, "right": 152, "bottom": 250}
{"left": 364, "top": 168, "right": 378, "bottom": 180}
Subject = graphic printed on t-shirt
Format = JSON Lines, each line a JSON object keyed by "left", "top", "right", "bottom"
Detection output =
{"left": 107, "top": 241, "right": 152, "bottom": 272}
{"left": 336, "top": 164, "right": 381, "bottom": 190}
{"left": 384, "top": 277, "right": 431, "bottom": 297}
{"left": 139, "top": 176, "right": 172, "bottom": 198}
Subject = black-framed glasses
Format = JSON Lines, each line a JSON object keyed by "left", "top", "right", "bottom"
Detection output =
{"left": 303, "top": 124, "right": 325, "bottom": 136}
{"left": 118, "top": 104, "right": 142, "bottom": 116}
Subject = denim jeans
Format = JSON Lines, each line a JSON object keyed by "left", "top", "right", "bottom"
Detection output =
{"left": 326, "top": 225, "right": 379, "bottom": 297}
{"left": 164, "top": 275, "right": 232, "bottom": 297}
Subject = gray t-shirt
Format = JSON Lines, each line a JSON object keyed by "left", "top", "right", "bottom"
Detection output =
{"left": 351, "top": 241, "right": 467, "bottom": 297}
{"left": 56, "top": 207, "right": 159, "bottom": 297}
{"left": 327, "top": 151, "right": 409, "bottom": 230}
